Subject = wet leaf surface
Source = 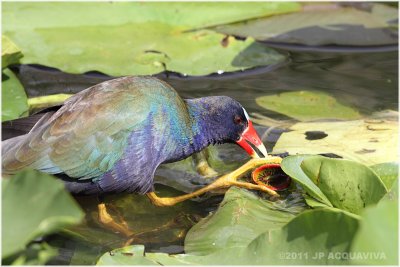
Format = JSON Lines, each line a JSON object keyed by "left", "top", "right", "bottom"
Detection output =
{"left": 215, "top": 5, "right": 398, "bottom": 47}
{"left": 282, "top": 155, "right": 389, "bottom": 214}
{"left": 299, "top": 156, "right": 387, "bottom": 214}
{"left": 2, "top": 2, "right": 297, "bottom": 76}
{"left": 256, "top": 90, "right": 361, "bottom": 121}
{"left": 3, "top": 2, "right": 300, "bottom": 31}
{"left": 6, "top": 24, "right": 285, "bottom": 76}
{"left": 281, "top": 155, "right": 333, "bottom": 207}
{"left": 97, "top": 208, "right": 360, "bottom": 265}
{"left": 184, "top": 187, "right": 305, "bottom": 255}
{"left": 370, "top": 162, "right": 398, "bottom": 190}
{"left": 2, "top": 170, "right": 84, "bottom": 259}
{"left": 2, "top": 35, "right": 23, "bottom": 69}
{"left": 1, "top": 69, "right": 29, "bottom": 122}
{"left": 350, "top": 200, "right": 398, "bottom": 265}
{"left": 273, "top": 116, "right": 398, "bottom": 165}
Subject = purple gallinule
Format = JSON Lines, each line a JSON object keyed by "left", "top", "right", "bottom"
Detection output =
{"left": 2, "top": 76, "right": 280, "bottom": 236}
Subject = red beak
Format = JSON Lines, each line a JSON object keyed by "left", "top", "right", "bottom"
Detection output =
{"left": 236, "top": 120, "right": 268, "bottom": 158}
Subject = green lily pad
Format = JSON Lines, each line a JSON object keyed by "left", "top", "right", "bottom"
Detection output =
{"left": 273, "top": 119, "right": 398, "bottom": 165}
{"left": 2, "top": 68, "right": 29, "bottom": 122}
{"left": 215, "top": 6, "right": 398, "bottom": 46}
{"left": 237, "top": 208, "right": 359, "bottom": 265}
{"left": 350, "top": 200, "right": 398, "bottom": 265}
{"left": 2, "top": 35, "right": 23, "bottom": 69}
{"left": 370, "top": 162, "right": 398, "bottom": 190}
{"left": 3, "top": 2, "right": 300, "bottom": 31}
{"left": 184, "top": 187, "right": 304, "bottom": 255}
{"left": 97, "top": 208, "right": 360, "bottom": 265}
{"left": 2, "top": 2, "right": 296, "bottom": 76}
{"left": 2, "top": 170, "right": 84, "bottom": 258}
{"left": 256, "top": 90, "right": 361, "bottom": 121}
{"left": 371, "top": 3, "right": 399, "bottom": 25}
{"left": 382, "top": 178, "right": 398, "bottom": 202}
{"left": 5, "top": 24, "right": 285, "bottom": 76}
{"left": 299, "top": 156, "right": 388, "bottom": 214}
{"left": 281, "top": 155, "right": 332, "bottom": 207}
{"left": 97, "top": 245, "right": 157, "bottom": 265}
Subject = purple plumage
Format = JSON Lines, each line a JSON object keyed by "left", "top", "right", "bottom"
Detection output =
{"left": 2, "top": 76, "right": 265, "bottom": 196}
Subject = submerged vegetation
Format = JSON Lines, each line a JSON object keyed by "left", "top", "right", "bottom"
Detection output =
{"left": 1, "top": 1, "right": 398, "bottom": 265}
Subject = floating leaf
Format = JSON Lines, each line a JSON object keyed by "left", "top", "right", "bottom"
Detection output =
{"left": 256, "top": 90, "right": 361, "bottom": 121}
{"left": 299, "top": 156, "right": 388, "bottom": 214}
{"left": 3, "top": 2, "right": 300, "bottom": 31}
{"left": 184, "top": 187, "right": 304, "bottom": 255}
{"left": 236, "top": 208, "right": 359, "bottom": 265}
{"left": 382, "top": 178, "right": 398, "bottom": 202}
{"left": 1, "top": 68, "right": 29, "bottom": 122}
{"left": 96, "top": 245, "right": 157, "bottom": 265}
{"left": 2, "top": 170, "right": 84, "bottom": 258}
{"left": 5, "top": 24, "right": 285, "bottom": 76}
{"left": 281, "top": 155, "right": 332, "bottom": 207}
{"left": 2, "top": 2, "right": 296, "bottom": 76}
{"left": 371, "top": 3, "right": 399, "bottom": 25}
{"left": 2, "top": 35, "right": 23, "bottom": 69}
{"left": 215, "top": 6, "right": 397, "bottom": 46}
{"left": 273, "top": 119, "right": 398, "bottom": 165}
{"left": 97, "top": 208, "right": 359, "bottom": 265}
{"left": 370, "top": 162, "right": 398, "bottom": 190}
{"left": 350, "top": 200, "right": 398, "bottom": 265}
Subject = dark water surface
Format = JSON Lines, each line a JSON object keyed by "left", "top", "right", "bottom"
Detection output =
{"left": 16, "top": 51, "right": 397, "bottom": 265}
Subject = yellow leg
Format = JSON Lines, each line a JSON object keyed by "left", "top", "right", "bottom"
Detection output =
{"left": 147, "top": 156, "right": 282, "bottom": 207}
{"left": 97, "top": 203, "right": 133, "bottom": 237}
{"left": 193, "top": 150, "right": 218, "bottom": 178}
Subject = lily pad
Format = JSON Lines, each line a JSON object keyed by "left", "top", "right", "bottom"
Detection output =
{"left": 299, "top": 156, "right": 388, "bottom": 214}
{"left": 371, "top": 3, "right": 399, "bottom": 25}
{"left": 2, "top": 2, "right": 300, "bottom": 31}
{"left": 97, "top": 245, "right": 157, "bottom": 265}
{"left": 281, "top": 155, "right": 332, "bottom": 207}
{"left": 382, "top": 178, "right": 398, "bottom": 202}
{"left": 2, "top": 68, "right": 29, "bottom": 122}
{"left": 370, "top": 162, "right": 398, "bottom": 190}
{"left": 273, "top": 119, "right": 398, "bottom": 165}
{"left": 97, "top": 208, "right": 360, "bottom": 265}
{"left": 215, "top": 6, "right": 398, "bottom": 46}
{"left": 2, "top": 169, "right": 84, "bottom": 258}
{"left": 5, "top": 24, "right": 285, "bottom": 76}
{"left": 236, "top": 208, "right": 359, "bottom": 265}
{"left": 256, "top": 90, "right": 361, "bottom": 121}
{"left": 2, "top": 2, "right": 296, "bottom": 76}
{"left": 184, "top": 187, "right": 304, "bottom": 255}
{"left": 2, "top": 35, "right": 23, "bottom": 69}
{"left": 350, "top": 200, "right": 398, "bottom": 265}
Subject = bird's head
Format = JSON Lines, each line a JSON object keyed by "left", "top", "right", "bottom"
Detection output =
{"left": 189, "top": 96, "right": 268, "bottom": 158}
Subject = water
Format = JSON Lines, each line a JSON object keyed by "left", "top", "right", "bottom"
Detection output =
{"left": 14, "top": 51, "right": 397, "bottom": 265}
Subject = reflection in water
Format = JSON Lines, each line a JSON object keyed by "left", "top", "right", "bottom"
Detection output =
{"left": 35, "top": 51, "right": 396, "bottom": 264}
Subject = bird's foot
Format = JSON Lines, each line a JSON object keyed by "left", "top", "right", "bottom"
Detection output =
{"left": 196, "top": 161, "right": 218, "bottom": 178}
{"left": 147, "top": 156, "right": 282, "bottom": 206}
{"left": 193, "top": 149, "right": 218, "bottom": 178}
{"left": 97, "top": 203, "right": 134, "bottom": 237}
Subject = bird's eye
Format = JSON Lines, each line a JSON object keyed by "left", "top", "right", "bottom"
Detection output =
{"left": 234, "top": 115, "right": 243, "bottom": 125}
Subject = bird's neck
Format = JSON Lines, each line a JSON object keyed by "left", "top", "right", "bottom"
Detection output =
{"left": 186, "top": 97, "right": 225, "bottom": 150}
{"left": 162, "top": 97, "right": 227, "bottom": 164}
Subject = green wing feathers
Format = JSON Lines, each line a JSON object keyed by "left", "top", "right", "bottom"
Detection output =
{"left": 2, "top": 76, "right": 174, "bottom": 179}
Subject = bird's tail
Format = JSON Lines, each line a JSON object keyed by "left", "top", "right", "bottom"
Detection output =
{"left": 2, "top": 113, "right": 46, "bottom": 141}
{"left": 2, "top": 111, "right": 58, "bottom": 175}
